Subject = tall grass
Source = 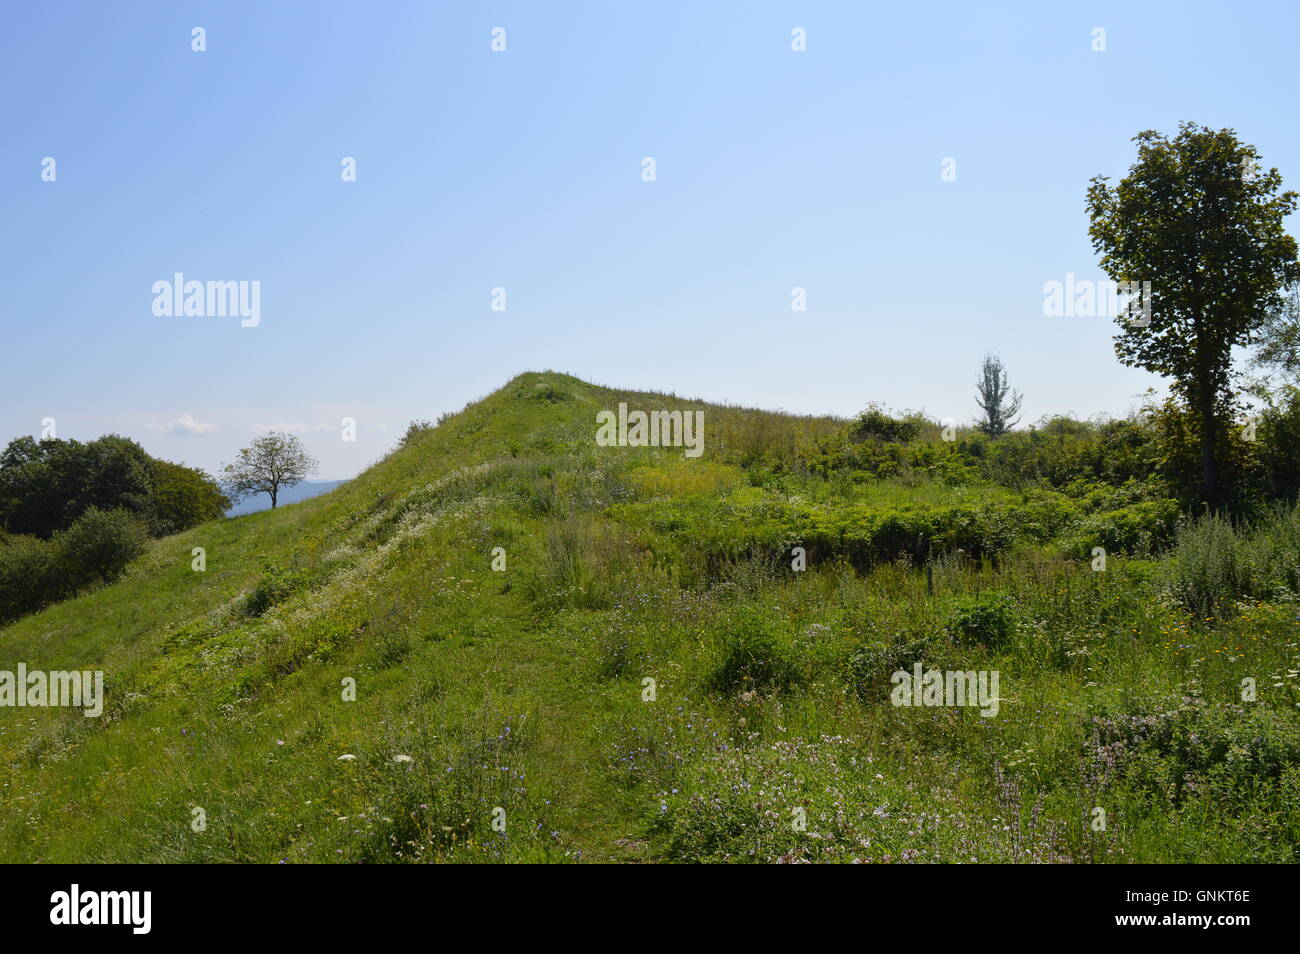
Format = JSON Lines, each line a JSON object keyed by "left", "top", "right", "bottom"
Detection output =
{"left": 1169, "top": 505, "right": 1300, "bottom": 619}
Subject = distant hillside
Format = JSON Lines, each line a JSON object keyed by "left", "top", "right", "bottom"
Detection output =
{"left": 2, "top": 371, "right": 1297, "bottom": 863}
{"left": 225, "top": 479, "right": 346, "bottom": 516}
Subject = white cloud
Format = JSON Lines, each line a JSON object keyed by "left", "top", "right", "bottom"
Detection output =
{"left": 249, "top": 421, "right": 337, "bottom": 434}
{"left": 146, "top": 413, "right": 216, "bottom": 436}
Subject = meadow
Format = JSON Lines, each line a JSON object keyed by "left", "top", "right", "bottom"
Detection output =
{"left": 1, "top": 371, "right": 1297, "bottom": 863}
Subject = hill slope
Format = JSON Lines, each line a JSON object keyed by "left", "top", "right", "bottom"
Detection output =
{"left": 2, "top": 371, "right": 1297, "bottom": 863}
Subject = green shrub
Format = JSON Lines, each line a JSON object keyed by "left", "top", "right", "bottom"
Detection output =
{"left": 1237, "top": 503, "right": 1300, "bottom": 598}
{"left": 1257, "top": 387, "right": 1300, "bottom": 503}
{"left": 945, "top": 593, "right": 1017, "bottom": 648}
{"left": 851, "top": 405, "right": 920, "bottom": 443}
{"left": 1167, "top": 513, "right": 1244, "bottom": 619}
{"left": 371, "top": 629, "right": 413, "bottom": 668}
{"left": 1087, "top": 697, "right": 1300, "bottom": 813}
{"left": 0, "top": 434, "right": 224, "bottom": 539}
{"left": 399, "top": 419, "right": 436, "bottom": 448}
{"left": 846, "top": 631, "right": 936, "bottom": 699}
{"left": 1059, "top": 498, "right": 1180, "bottom": 560}
{"left": 147, "top": 459, "right": 229, "bottom": 535}
{"left": 58, "top": 506, "right": 148, "bottom": 584}
{"left": 0, "top": 507, "right": 147, "bottom": 623}
{"left": 709, "top": 610, "right": 798, "bottom": 693}
{"left": 243, "top": 562, "right": 309, "bottom": 617}
{"left": 0, "top": 533, "right": 62, "bottom": 622}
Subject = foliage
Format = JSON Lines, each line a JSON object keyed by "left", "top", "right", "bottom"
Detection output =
{"left": 974, "top": 354, "right": 1023, "bottom": 437}
{"left": 1253, "top": 385, "right": 1300, "bottom": 504}
{"left": 0, "top": 532, "right": 61, "bottom": 622}
{"left": 58, "top": 506, "right": 149, "bottom": 583}
{"left": 945, "top": 593, "right": 1018, "bottom": 648}
{"left": 709, "top": 609, "right": 799, "bottom": 693}
{"left": 243, "top": 561, "right": 311, "bottom": 617}
{"left": 0, "top": 434, "right": 224, "bottom": 540}
{"left": 0, "top": 434, "right": 152, "bottom": 537}
{"left": 851, "top": 404, "right": 921, "bottom": 443}
{"left": 0, "top": 507, "right": 147, "bottom": 622}
{"left": 147, "top": 459, "right": 230, "bottom": 535}
{"left": 221, "top": 432, "right": 319, "bottom": 509}
{"left": 1087, "top": 123, "right": 1300, "bottom": 507}
{"left": 399, "top": 419, "right": 436, "bottom": 449}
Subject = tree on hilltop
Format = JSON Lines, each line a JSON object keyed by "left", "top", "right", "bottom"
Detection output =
{"left": 221, "top": 433, "right": 318, "bottom": 510}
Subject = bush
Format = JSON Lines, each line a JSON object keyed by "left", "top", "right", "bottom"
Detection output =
{"left": 1144, "top": 396, "right": 1258, "bottom": 513}
{"left": 244, "top": 562, "right": 309, "bottom": 617}
{"left": 846, "top": 630, "right": 938, "bottom": 700}
{"left": 851, "top": 405, "right": 921, "bottom": 444}
{"left": 1167, "top": 513, "right": 1244, "bottom": 620}
{"left": 1238, "top": 503, "right": 1300, "bottom": 598}
{"left": 0, "top": 533, "right": 62, "bottom": 622}
{"left": 0, "top": 507, "right": 148, "bottom": 623}
{"left": 945, "top": 593, "right": 1017, "bottom": 648}
{"left": 399, "top": 419, "right": 436, "bottom": 448}
{"left": 147, "top": 459, "right": 229, "bottom": 535}
{"left": 709, "top": 610, "right": 798, "bottom": 694}
{"left": 1257, "top": 387, "right": 1300, "bottom": 503}
{"left": 0, "top": 435, "right": 152, "bottom": 537}
{"left": 1059, "top": 498, "right": 1180, "bottom": 560}
{"left": 1087, "top": 696, "right": 1300, "bottom": 814}
{"left": 59, "top": 506, "right": 148, "bottom": 584}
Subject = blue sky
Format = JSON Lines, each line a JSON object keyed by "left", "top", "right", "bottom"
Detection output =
{"left": 3, "top": 1, "right": 1298, "bottom": 479}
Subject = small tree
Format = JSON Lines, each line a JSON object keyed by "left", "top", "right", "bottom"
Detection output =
{"left": 221, "top": 433, "right": 318, "bottom": 510}
{"left": 974, "top": 354, "right": 1023, "bottom": 437}
{"left": 59, "top": 506, "right": 148, "bottom": 584}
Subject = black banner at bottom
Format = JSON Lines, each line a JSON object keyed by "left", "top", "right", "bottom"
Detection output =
{"left": 2, "top": 863, "right": 1278, "bottom": 939}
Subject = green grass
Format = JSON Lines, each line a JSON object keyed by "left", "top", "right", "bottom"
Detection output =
{"left": 2, "top": 371, "right": 1298, "bottom": 863}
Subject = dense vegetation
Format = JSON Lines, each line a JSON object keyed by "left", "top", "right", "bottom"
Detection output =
{"left": 2, "top": 372, "right": 1298, "bottom": 863}
{"left": 0, "top": 435, "right": 227, "bottom": 622}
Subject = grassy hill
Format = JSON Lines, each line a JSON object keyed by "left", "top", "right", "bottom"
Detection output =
{"left": 2, "top": 371, "right": 1298, "bottom": 863}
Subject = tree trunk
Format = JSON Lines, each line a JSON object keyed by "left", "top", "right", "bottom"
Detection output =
{"left": 271, "top": 487, "right": 278, "bottom": 509}
{"left": 1199, "top": 392, "right": 1218, "bottom": 511}
{"left": 1192, "top": 308, "right": 1219, "bottom": 512}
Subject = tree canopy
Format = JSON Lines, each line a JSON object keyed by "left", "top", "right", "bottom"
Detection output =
{"left": 221, "top": 433, "right": 319, "bottom": 509}
{"left": 0, "top": 434, "right": 227, "bottom": 539}
{"left": 974, "top": 354, "right": 1023, "bottom": 437}
{"left": 1087, "top": 122, "right": 1300, "bottom": 507}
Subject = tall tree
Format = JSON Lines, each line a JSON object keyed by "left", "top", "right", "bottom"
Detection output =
{"left": 974, "top": 354, "right": 1023, "bottom": 437}
{"left": 221, "top": 433, "right": 318, "bottom": 509}
{"left": 1087, "top": 123, "right": 1299, "bottom": 508}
